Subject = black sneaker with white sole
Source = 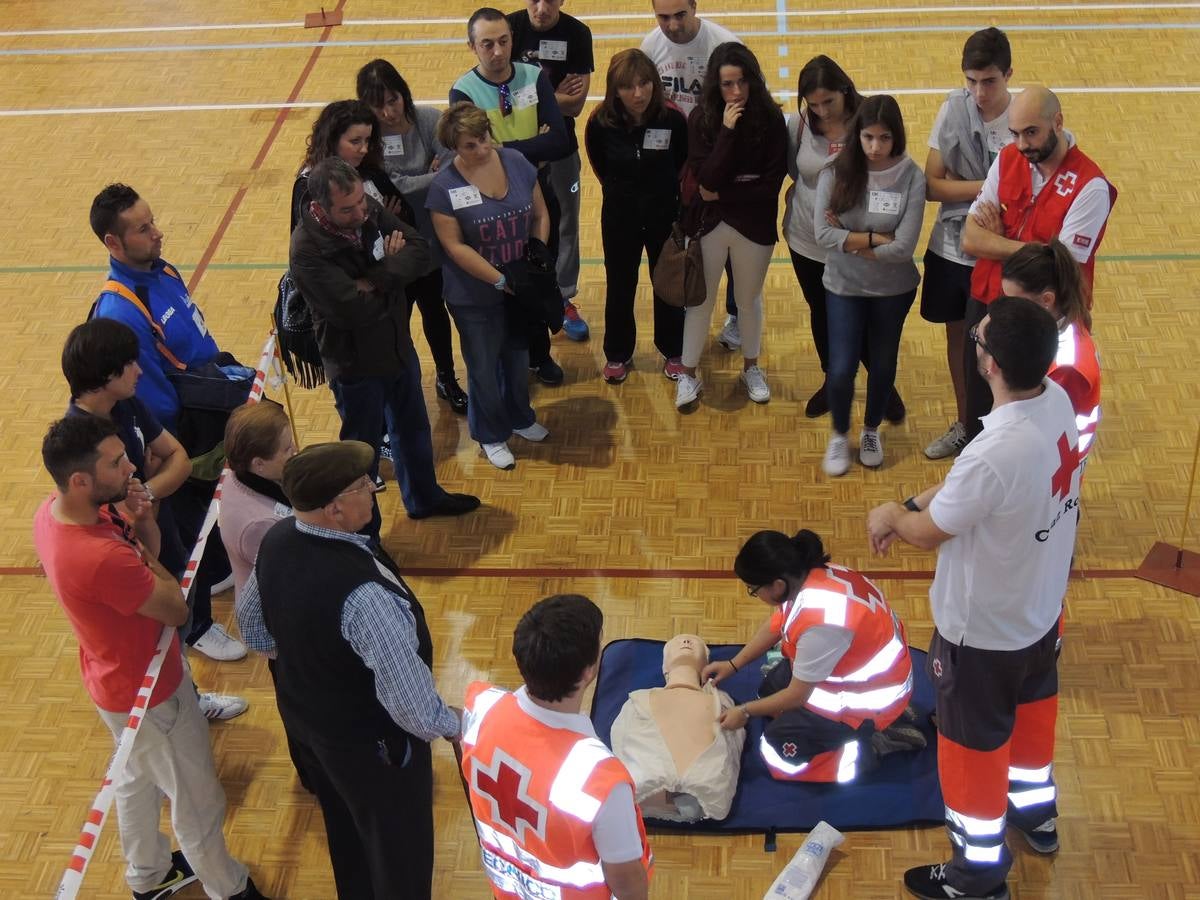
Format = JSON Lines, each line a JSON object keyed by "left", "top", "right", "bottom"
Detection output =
{"left": 1014, "top": 817, "right": 1059, "bottom": 853}
{"left": 132, "top": 850, "right": 198, "bottom": 900}
{"left": 903, "top": 862, "right": 1009, "bottom": 899}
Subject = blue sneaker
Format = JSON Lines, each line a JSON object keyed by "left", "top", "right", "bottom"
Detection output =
{"left": 562, "top": 300, "right": 589, "bottom": 341}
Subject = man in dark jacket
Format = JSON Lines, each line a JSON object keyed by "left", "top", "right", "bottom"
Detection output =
{"left": 290, "top": 157, "right": 479, "bottom": 534}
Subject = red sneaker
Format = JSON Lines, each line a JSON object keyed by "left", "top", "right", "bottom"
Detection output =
{"left": 602, "top": 360, "right": 629, "bottom": 384}
{"left": 662, "top": 357, "right": 686, "bottom": 380}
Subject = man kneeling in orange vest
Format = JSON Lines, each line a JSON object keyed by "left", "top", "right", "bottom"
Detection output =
{"left": 461, "top": 594, "right": 653, "bottom": 899}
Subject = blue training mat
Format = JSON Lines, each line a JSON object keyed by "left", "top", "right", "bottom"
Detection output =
{"left": 590, "top": 638, "right": 944, "bottom": 834}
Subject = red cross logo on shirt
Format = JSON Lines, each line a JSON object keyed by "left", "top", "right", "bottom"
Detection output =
{"left": 1051, "top": 433, "right": 1082, "bottom": 501}
{"left": 1054, "top": 171, "right": 1078, "bottom": 197}
{"left": 782, "top": 742, "right": 798, "bottom": 758}
{"left": 472, "top": 749, "right": 547, "bottom": 844}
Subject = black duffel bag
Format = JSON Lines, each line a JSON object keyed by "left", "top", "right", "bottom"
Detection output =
{"left": 502, "top": 237, "right": 563, "bottom": 335}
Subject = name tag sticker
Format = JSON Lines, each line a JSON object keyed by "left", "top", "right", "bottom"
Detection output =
{"left": 868, "top": 190, "right": 903, "bottom": 215}
{"left": 538, "top": 39, "right": 568, "bottom": 61}
{"left": 382, "top": 134, "right": 405, "bottom": 157}
{"left": 643, "top": 128, "right": 671, "bottom": 150}
{"left": 372, "top": 235, "right": 385, "bottom": 260}
{"left": 511, "top": 83, "right": 538, "bottom": 110}
{"left": 448, "top": 185, "right": 483, "bottom": 210}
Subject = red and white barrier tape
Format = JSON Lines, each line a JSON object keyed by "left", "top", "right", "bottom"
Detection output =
{"left": 55, "top": 333, "right": 278, "bottom": 900}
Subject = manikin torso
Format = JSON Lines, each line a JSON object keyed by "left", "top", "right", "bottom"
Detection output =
{"left": 646, "top": 654, "right": 720, "bottom": 776}
{"left": 611, "top": 633, "right": 744, "bottom": 822}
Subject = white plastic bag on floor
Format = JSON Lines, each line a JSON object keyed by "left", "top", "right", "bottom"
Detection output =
{"left": 763, "top": 821, "right": 845, "bottom": 899}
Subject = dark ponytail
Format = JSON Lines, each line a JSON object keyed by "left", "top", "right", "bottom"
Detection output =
{"left": 734, "top": 529, "right": 831, "bottom": 599}
{"left": 1001, "top": 239, "right": 1092, "bottom": 331}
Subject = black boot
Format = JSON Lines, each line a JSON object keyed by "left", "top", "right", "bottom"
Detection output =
{"left": 435, "top": 371, "right": 468, "bottom": 414}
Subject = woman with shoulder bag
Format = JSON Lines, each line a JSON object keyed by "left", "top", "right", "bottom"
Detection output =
{"left": 814, "top": 95, "right": 926, "bottom": 476}
{"left": 676, "top": 42, "right": 787, "bottom": 410}
{"left": 427, "top": 103, "right": 551, "bottom": 472}
{"left": 585, "top": 48, "right": 689, "bottom": 385}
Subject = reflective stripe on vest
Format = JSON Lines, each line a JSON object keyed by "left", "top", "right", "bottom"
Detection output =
{"left": 549, "top": 738, "right": 611, "bottom": 824}
{"left": 823, "top": 632, "right": 905, "bottom": 684}
{"left": 476, "top": 819, "right": 606, "bottom": 891}
{"left": 807, "top": 662, "right": 913, "bottom": 716}
{"left": 463, "top": 686, "right": 507, "bottom": 746}
{"left": 1056, "top": 324, "right": 1078, "bottom": 366}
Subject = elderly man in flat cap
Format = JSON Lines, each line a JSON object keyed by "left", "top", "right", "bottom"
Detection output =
{"left": 236, "top": 440, "right": 461, "bottom": 900}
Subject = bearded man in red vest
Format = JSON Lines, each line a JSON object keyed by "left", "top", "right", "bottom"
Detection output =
{"left": 959, "top": 86, "right": 1116, "bottom": 444}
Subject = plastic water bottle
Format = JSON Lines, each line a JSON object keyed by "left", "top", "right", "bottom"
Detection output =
{"left": 763, "top": 821, "right": 844, "bottom": 899}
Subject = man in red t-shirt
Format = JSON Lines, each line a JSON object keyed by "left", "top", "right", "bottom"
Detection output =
{"left": 959, "top": 85, "right": 1115, "bottom": 443}
{"left": 33, "top": 415, "right": 265, "bottom": 900}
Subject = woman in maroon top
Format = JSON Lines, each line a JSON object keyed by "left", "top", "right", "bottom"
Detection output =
{"left": 676, "top": 42, "right": 787, "bottom": 411}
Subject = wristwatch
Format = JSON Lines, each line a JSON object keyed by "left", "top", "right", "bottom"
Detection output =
{"left": 903, "top": 496, "right": 920, "bottom": 512}
{"left": 493, "top": 274, "right": 507, "bottom": 291}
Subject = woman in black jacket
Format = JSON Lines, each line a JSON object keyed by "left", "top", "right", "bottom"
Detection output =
{"left": 293, "top": 100, "right": 468, "bottom": 413}
{"left": 585, "top": 49, "right": 688, "bottom": 385}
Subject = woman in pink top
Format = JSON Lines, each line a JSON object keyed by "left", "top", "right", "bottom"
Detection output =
{"left": 217, "top": 401, "right": 296, "bottom": 604}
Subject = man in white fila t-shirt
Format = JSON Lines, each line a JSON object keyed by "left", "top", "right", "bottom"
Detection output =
{"left": 867, "top": 296, "right": 1081, "bottom": 900}
{"left": 640, "top": 0, "right": 736, "bottom": 118}
{"left": 640, "top": 0, "right": 742, "bottom": 348}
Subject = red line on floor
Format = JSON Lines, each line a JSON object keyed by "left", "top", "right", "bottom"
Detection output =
{"left": 186, "top": 0, "right": 346, "bottom": 294}
{"left": 0, "top": 565, "right": 1140, "bottom": 580}
{"left": 397, "top": 566, "right": 1139, "bottom": 581}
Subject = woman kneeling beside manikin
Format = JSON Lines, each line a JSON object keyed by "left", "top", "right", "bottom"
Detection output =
{"left": 705, "top": 529, "right": 925, "bottom": 783}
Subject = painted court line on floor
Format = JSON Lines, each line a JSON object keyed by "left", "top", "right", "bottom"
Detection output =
{"left": 3, "top": 85, "right": 1200, "bottom": 117}
{"left": 3, "top": 22, "right": 1199, "bottom": 57}
{"left": 0, "top": 2, "right": 1196, "bottom": 36}
{"left": 0, "top": 253, "right": 1194, "bottom": 276}
{"left": 0, "top": 564, "right": 1140, "bottom": 580}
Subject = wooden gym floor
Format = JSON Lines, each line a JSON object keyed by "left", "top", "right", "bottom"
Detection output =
{"left": 1, "top": 0, "right": 1199, "bottom": 897}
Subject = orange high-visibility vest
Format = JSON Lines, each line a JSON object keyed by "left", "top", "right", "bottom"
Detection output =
{"left": 462, "top": 682, "right": 653, "bottom": 900}
{"left": 1049, "top": 321, "right": 1101, "bottom": 459}
{"left": 770, "top": 565, "right": 914, "bottom": 731}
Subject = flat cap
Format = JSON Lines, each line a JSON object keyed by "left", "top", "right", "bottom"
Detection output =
{"left": 281, "top": 440, "right": 374, "bottom": 511}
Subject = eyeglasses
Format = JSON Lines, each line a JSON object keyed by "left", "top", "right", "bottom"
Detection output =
{"left": 337, "top": 476, "right": 377, "bottom": 498}
{"left": 969, "top": 324, "right": 991, "bottom": 357}
{"left": 497, "top": 83, "right": 513, "bottom": 117}
{"left": 747, "top": 584, "right": 765, "bottom": 598}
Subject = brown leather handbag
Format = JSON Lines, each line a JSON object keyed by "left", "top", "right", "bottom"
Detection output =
{"left": 652, "top": 220, "right": 707, "bottom": 308}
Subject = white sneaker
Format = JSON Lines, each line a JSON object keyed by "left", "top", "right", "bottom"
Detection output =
{"left": 674, "top": 373, "right": 703, "bottom": 409}
{"left": 482, "top": 441, "right": 516, "bottom": 470}
{"left": 860, "top": 428, "right": 884, "bottom": 468}
{"left": 513, "top": 422, "right": 549, "bottom": 442}
{"left": 198, "top": 691, "right": 248, "bottom": 721}
{"left": 924, "top": 421, "right": 968, "bottom": 459}
{"left": 740, "top": 366, "right": 770, "bottom": 403}
{"left": 209, "top": 573, "right": 235, "bottom": 594}
{"left": 190, "top": 622, "right": 247, "bottom": 661}
{"left": 717, "top": 314, "right": 741, "bottom": 350}
{"left": 822, "top": 434, "right": 851, "bottom": 477}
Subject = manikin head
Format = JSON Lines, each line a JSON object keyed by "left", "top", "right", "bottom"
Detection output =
{"left": 662, "top": 634, "right": 709, "bottom": 676}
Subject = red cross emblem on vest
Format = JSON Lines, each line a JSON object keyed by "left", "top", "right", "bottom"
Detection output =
{"left": 472, "top": 749, "right": 548, "bottom": 844}
{"left": 1054, "top": 171, "right": 1078, "bottom": 197}
{"left": 782, "top": 742, "right": 798, "bottom": 758}
{"left": 1051, "top": 433, "right": 1082, "bottom": 501}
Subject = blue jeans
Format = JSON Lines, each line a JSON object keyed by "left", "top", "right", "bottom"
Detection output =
{"left": 329, "top": 340, "right": 446, "bottom": 528}
{"left": 451, "top": 303, "right": 536, "bottom": 444}
{"left": 826, "top": 288, "right": 917, "bottom": 434}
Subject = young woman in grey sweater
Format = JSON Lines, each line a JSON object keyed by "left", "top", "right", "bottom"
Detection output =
{"left": 814, "top": 94, "right": 926, "bottom": 476}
